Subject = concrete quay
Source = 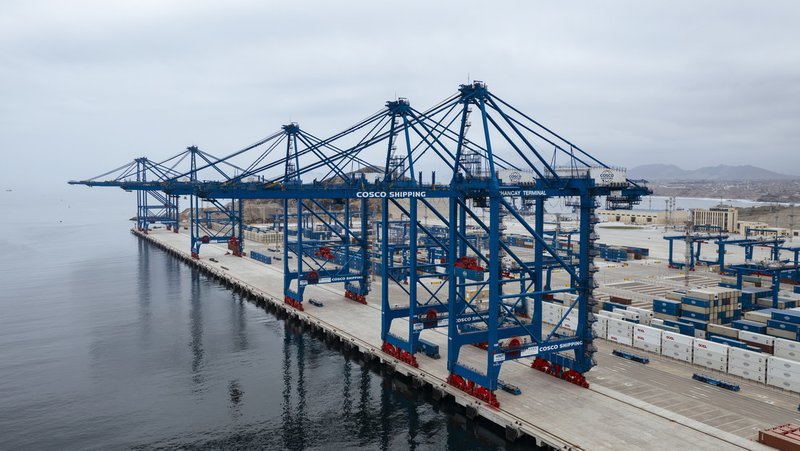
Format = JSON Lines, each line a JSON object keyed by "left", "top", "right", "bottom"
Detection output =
{"left": 133, "top": 228, "right": 792, "bottom": 450}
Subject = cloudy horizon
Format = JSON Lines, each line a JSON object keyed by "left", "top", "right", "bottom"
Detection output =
{"left": 2, "top": 0, "right": 799, "bottom": 193}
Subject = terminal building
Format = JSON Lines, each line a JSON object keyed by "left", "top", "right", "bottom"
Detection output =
{"left": 691, "top": 206, "right": 738, "bottom": 232}
{"left": 737, "top": 220, "right": 800, "bottom": 238}
{"left": 736, "top": 220, "right": 771, "bottom": 236}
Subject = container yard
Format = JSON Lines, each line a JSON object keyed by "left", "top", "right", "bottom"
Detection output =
{"left": 70, "top": 82, "right": 800, "bottom": 450}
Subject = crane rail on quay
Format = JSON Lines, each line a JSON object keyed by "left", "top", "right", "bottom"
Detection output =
{"left": 72, "top": 82, "right": 791, "bottom": 449}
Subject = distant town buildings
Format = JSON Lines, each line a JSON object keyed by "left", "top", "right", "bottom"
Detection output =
{"left": 598, "top": 204, "right": 799, "bottom": 238}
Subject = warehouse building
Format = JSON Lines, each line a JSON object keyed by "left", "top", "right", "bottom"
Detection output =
{"left": 597, "top": 209, "right": 688, "bottom": 225}
{"left": 736, "top": 220, "right": 770, "bottom": 236}
{"left": 737, "top": 221, "right": 800, "bottom": 238}
{"left": 691, "top": 206, "right": 738, "bottom": 232}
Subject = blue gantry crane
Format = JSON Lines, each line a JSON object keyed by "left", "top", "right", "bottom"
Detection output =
{"left": 663, "top": 225, "right": 729, "bottom": 270}
{"left": 70, "top": 81, "right": 651, "bottom": 406}
{"left": 716, "top": 236, "right": 784, "bottom": 273}
{"left": 665, "top": 231, "right": 793, "bottom": 276}
{"left": 728, "top": 262, "right": 800, "bottom": 308}
{"left": 78, "top": 156, "right": 182, "bottom": 232}
{"left": 71, "top": 145, "right": 249, "bottom": 259}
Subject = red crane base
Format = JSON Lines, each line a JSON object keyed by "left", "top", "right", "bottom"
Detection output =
{"left": 447, "top": 374, "right": 500, "bottom": 408}
{"left": 423, "top": 309, "right": 438, "bottom": 328}
{"left": 531, "top": 357, "right": 589, "bottom": 388}
{"left": 344, "top": 290, "right": 367, "bottom": 304}
{"left": 284, "top": 296, "right": 304, "bottom": 312}
{"left": 381, "top": 342, "right": 418, "bottom": 368}
{"left": 227, "top": 237, "right": 243, "bottom": 257}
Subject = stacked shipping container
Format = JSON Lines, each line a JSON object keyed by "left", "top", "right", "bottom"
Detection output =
{"left": 543, "top": 300, "right": 800, "bottom": 394}
{"left": 680, "top": 287, "right": 741, "bottom": 325}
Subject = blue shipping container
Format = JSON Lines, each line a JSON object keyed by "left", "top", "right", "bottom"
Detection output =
{"left": 603, "top": 302, "right": 628, "bottom": 311}
{"left": 731, "top": 320, "right": 767, "bottom": 334}
{"left": 771, "top": 310, "right": 800, "bottom": 325}
{"left": 679, "top": 317, "right": 708, "bottom": 330}
{"left": 250, "top": 251, "right": 273, "bottom": 265}
{"left": 654, "top": 306, "right": 681, "bottom": 316}
{"left": 682, "top": 297, "right": 712, "bottom": 308}
{"left": 681, "top": 311, "right": 710, "bottom": 321}
{"left": 767, "top": 319, "right": 800, "bottom": 333}
{"left": 663, "top": 319, "right": 695, "bottom": 336}
{"left": 653, "top": 299, "right": 681, "bottom": 315}
{"left": 709, "top": 335, "right": 748, "bottom": 349}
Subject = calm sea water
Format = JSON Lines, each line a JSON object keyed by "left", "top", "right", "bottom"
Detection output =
{"left": 0, "top": 189, "right": 535, "bottom": 450}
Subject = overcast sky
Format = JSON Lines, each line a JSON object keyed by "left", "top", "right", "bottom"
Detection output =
{"left": 2, "top": 0, "right": 799, "bottom": 193}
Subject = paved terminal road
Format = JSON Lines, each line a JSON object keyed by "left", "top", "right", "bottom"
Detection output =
{"left": 137, "top": 229, "right": 798, "bottom": 450}
{"left": 593, "top": 340, "right": 800, "bottom": 437}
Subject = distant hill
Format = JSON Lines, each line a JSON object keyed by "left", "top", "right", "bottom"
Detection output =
{"left": 629, "top": 164, "right": 798, "bottom": 181}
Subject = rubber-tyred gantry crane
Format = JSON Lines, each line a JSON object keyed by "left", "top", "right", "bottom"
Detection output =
{"left": 70, "top": 81, "right": 651, "bottom": 407}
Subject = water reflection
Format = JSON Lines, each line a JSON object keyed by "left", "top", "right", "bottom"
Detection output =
{"left": 164, "top": 244, "right": 182, "bottom": 303}
{"left": 137, "top": 239, "right": 152, "bottom": 342}
{"left": 128, "top": 243, "right": 540, "bottom": 450}
{"left": 268, "top": 317, "right": 536, "bottom": 451}
{"left": 281, "top": 326, "right": 308, "bottom": 450}
{"left": 231, "top": 295, "right": 248, "bottom": 352}
{"left": 405, "top": 381, "right": 421, "bottom": 450}
{"left": 342, "top": 359, "right": 353, "bottom": 418}
{"left": 228, "top": 379, "right": 243, "bottom": 421}
{"left": 379, "top": 370, "right": 391, "bottom": 450}
{"left": 358, "top": 365, "right": 374, "bottom": 441}
{"left": 2, "top": 211, "right": 547, "bottom": 451}
{"left": 190, "top": 271, "right": 205, "bottom": 392}
{"left": 296, "top": 327, "right": 307, "bottom": 440}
